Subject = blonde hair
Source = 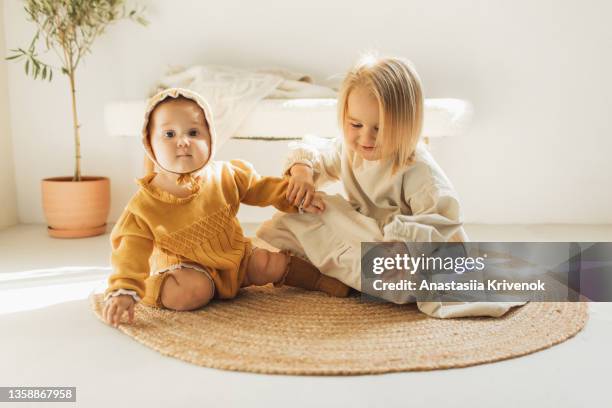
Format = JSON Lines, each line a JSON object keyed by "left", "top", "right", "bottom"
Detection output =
{"left": 338, "top": 55, "right": 424, "bottom": 172}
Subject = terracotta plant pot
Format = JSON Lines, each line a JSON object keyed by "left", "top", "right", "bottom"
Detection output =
{"left": 41, "top": 176, "right": 111, "bottom": 238}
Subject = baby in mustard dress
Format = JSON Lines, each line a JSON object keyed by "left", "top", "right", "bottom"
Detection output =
{"left": 102, "top": 88, "right": 349, "bottom": 327}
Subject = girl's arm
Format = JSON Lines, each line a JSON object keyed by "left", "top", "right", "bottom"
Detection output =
{"left": 383, "top": 165, "right": 467, "bottom": 243}
{"left": 105, "top": 211, "right": 155, "bottom": 302}
{"left": 282, "top": 135, "right": 343, "bottom": 188}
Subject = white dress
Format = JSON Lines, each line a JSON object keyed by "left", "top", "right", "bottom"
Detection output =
{"left": 257, "top": 135, "right": 525, "bottom": 318}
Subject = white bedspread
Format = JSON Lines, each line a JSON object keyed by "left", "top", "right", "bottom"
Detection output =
{"left": 152, "top": 66, "right": 337, "bottom": 145}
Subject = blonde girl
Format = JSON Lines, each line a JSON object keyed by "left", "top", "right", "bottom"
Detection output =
{"left": 257, "top": 56, "right": 524, "bottom": 318}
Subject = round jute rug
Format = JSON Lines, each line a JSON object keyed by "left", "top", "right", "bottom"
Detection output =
{"left": 91, "top": 286, "right": 588, "bottom": 375}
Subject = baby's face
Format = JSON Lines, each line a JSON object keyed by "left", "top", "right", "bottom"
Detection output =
{"left": 344, "top": 86, "right": 381, "bottom": 161}
{"left": 149, "top": 98, "right": 211, "bottom": 174}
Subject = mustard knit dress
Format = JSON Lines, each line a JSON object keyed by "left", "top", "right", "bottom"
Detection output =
{"left": 106, "top": 159, "right": 296, "bottom": 305}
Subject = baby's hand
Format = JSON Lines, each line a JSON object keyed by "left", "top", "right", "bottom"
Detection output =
{"left": 103, "top": 294, "right": 136, "bottom": 328}
{"left": 301, "top": 192, "right": 326, "bottom": 214}
{"left": 287, "top": 164, "right": 315, "bottom": 208}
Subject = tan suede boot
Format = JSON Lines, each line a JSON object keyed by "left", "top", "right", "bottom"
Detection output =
{"left": 275, "top": 252, "right": 351, "bottom": 297}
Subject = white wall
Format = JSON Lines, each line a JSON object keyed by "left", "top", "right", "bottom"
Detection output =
{"left": 0, "top": 1, "right": 18, "bottom": 228}
{"left": 3, "top": 0, "right": 612, "bottom": 224}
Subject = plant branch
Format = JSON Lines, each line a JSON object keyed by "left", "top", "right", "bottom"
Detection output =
{"left": 5, "top": 0, "right": 148, "bottom": 180}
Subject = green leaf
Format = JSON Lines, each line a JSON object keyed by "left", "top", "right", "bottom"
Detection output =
{"left": 25, "top": 59, "right": 29, "bottom": 75}
{"left": 28, "top": 31, "right": 39, "bottom": 52}
{"left": 5, "top": 54, "right": 22, "bottom": 61}
{"left": 33, "top": 60, "right": 40, "bottom": 79}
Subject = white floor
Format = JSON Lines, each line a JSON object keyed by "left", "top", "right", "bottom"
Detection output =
{"left": 0, "top": 223, "right": 611, "bottom": 407}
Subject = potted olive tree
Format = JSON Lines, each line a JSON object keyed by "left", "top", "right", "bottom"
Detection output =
{"left": 6, "top": 0, "right": 146, "bottom": 238}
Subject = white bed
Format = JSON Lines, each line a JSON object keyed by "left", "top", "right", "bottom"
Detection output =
{"left": 105, "top": 97, "right": 473, "bottom": 222}
{"left": 105, "top": 97, "right": 473, "bottom": 140}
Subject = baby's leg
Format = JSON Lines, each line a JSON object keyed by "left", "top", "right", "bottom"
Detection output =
{"left": 244, "top": 248, "right": 289, "bottom": 286}
{"left": 160, "top": 267, "right": 214, "bottom": 311}
{"left": 245, "top": 248, "right": 350, "bottom": 297}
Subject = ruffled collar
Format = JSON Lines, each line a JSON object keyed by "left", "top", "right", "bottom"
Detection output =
{"left": 136, "top": 173, "right": 201, "bottom": 204}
